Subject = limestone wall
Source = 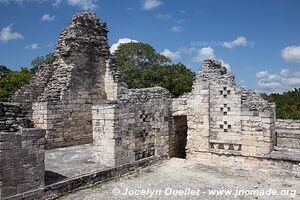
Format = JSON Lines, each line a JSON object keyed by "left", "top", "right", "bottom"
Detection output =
{"left": 0, "top": 103, "right": 45, "bottom": 200}
{"left": 92, "top": 87, "right": 172, "bottom": 167}
{"left": 0, "top": 102, "right": 34, "bottom": 132}
{"left": 275, "top": 119, "right": 300, "bottom": 149}
{"left": 10, "top": 64, "right": 53, "bottom": 119}
{"left": 174, "top": 60, "right": 277, "bottom": 163}
{"left": 12, "top": 12, "right": 125, "bottom": 149}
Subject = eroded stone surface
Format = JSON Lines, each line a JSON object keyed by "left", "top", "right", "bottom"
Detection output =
{"left": 12, "top": 12, "right": 126, "bottom": 149}
{"left": 60, "top": 158, "right": 300, "bottom": 200}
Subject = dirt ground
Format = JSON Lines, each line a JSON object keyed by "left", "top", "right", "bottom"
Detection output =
{"left": 60, "top": 158, "right": 299, "bottom": 200}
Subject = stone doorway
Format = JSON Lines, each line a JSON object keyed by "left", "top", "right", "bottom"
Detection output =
{"left": 171, "top": 115, "right": 188, "bottom": 158}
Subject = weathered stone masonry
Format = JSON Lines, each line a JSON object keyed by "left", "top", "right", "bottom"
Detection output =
{"left": 0, "top": 103, "right": 45, "bottom": 200}
{"left": 275, "top": 119, "right": 300, "bottom": 149}
{"left": 2, "top": 11, "right": 299, "bottom": 200}
{"left": 92, "top": 87, "right": 172, "bottom": 167}
{"left": 12, "top": 12, "right": 125, "bottom": 149}
{"left": 173, "top": 60, "right": 299, "bottom": 170}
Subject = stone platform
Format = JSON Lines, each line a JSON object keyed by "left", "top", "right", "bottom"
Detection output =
{"left": 43, "top": 144, "right": 165, "bottom": 199}
{"left": 45, "top": 144, "right": 107, "bottom": 185}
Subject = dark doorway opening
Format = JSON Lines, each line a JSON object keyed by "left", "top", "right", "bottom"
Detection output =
{"left": 171, "top": 115, "right": 188, "bottom": 158}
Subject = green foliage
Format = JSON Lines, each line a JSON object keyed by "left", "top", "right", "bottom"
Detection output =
{"left": 261, "top": 88, "right": 300, "bottom": 119}
{"left": 0, "top": 67, "right": 32, "bottom": 101}
{"left": 0, "top": 65, "right": 12, "bottom": 78}
{"left": 113, "top": 42, "right": 195, "bottom": 97}
{"left": 31, "top": 53, "right": 55, "bottom": 73}
{"left": 159, "top": 64, "right": 195, "bottom": 97}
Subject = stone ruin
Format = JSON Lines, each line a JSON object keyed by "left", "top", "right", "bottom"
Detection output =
{"left": 1, "top": 12, "right": 300, "bottom": 200}
{"left": 11, "top": 12, "right": 126, "bottom": 149}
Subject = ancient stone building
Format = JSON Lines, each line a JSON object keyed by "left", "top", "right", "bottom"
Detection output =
{"left": 12, "top": 12, "right": 126, "bottom": 149}
{"left": 171, "top": 60, "right": 299, "bottom": 168}
{"left": 92, "top": 87, "right": 172, "bottom": 167}
{"left": 172, "top": 60, "right": 275, "bottom": 160}
{"left": 1, "top": 11, "right": 299, "bottom": 200}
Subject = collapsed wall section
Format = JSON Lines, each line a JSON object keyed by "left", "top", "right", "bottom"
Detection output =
{"left": 92, "top": 87, "right": 172, "bottom": 167}
{"left": 12, "top": 12, "right": 125, "bottom": 149}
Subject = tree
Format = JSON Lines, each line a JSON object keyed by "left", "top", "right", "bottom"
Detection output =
{"left": 160, "top": 64, "right": 195, "bottom": 97}
{"left": 261, "top": 88, "right": 300, "bottom": 119}
{"left": 113, "top": 42, "right": 195, "bottom": 96}
{"left": 31, "top": 53, "right": 55, "bottom": 73}
{"left": 0, "top": 52, "right": 56, "bottom": 101}
{"left": 0, "top": 67, "right": 32, "bottom": 101}
{"left": 0, "top": 65, "right": 12, "bottom": 78}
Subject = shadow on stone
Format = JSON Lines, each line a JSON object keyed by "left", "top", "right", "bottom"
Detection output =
{"left": 45, "top": 171, "right": 68, "bottom": 185}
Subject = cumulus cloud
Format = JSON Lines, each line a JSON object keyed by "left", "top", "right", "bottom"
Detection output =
{"left": 110, "top": 38, "right": 138, "bottom": 53}
{"left": 67, "top": 0, "right": 97, "bottom": 10}
{"left": 223, "top": 36, "right": 248, "bottom": 49}
{"left": 161, "top": 49, "right": 181, "bottom": 61}
{"left": 25, "top": 43, "right": 38, "bottom": 49}
{"left": 41, "top": 14, "right": 55, "bottom": 22}
{"left": 156, "top": 14, "right": 171, "bottom": 20}
{"left": 256, "top": 68, "right": 300, "bottom": 92}
{"left": 142, "top": 0, "right": 162, "bottom": 10}
{"left": 0, "top": 24, "right": 24, "bottom": 42}
{"left": 281, "top": 45, "right": 300, "bottom": 63}
{"left": 171, "top": 25, "right": 183, "bottom": 32}
{"left": 192, "top": 47, "right": 216, "bottom": 62}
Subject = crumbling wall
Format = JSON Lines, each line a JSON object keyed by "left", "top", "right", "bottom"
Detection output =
{"left": 10, "top": 65, "right": 53, "bottom": 119}
{"left": 0, "top": 103, "right": 45, "bottom": 200}
{"left": 275, "top": 119, "right": 300, "bottom": 149}
{"left": 12, "top": 12, "right": 125, "bottom": 149}
{"left": 92, "top": 87, "right": 172, "bottom": 167}
{"left": 174, "top": 60, "right": 277, "bottom": 164}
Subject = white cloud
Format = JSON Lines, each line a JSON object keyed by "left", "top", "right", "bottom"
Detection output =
{"left": 192, "top": 47, "right": 216, "bottom": 62}
{"left": 219, "top": 60, "right": 231, "bottom": 71}
{"left": 161, "top": 49, "right": 181, "bottom": 61}
{"left": 142, "top": 0, "right": 162, "bottom": 10}
{"left": 41, "top": 14, "right": 55, "bottom": 22}
{"left": 67, "top": 0, "right": 97, "bottom": 10}
{"left": 223, "top": 36, "right": 248, "bottom": 49}
{"left": 156, "top": 14, "right": 171, "bottom": 20}
{"left": 0, "top": 24, "right": 24, "bottom": 42}
{"left": 256, "top": 68, "right": 300, "bottom": 92}
{"left": 52, "top": 0, "right": 62, "bottom": 7}
{"left": 25, "top": 43, "right": 38, "bottom": 49}
{"left": 281, "top": 45, "right": 300, "bottom": 63}
{"left": 280, "top": 69, "right": 289, "bottom": 77}
{"left": 171, "top": 25, "right": 183, "bottom": 32}
{"left": 110, "top": 38, "right": 138, "bottom": 53}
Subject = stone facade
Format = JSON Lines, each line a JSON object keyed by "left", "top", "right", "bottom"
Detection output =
{"left": 92, "top": 87, "right": 172, "bottom": 167}
{"left": 173, "top": 60, "right": 278, "bottom": 164}
{"left": 0, "top": 103, "right": 45, "bottom": 200}
{"left": 275, "top": 119, "right": 300, "bottom": 149}
{"left": 12, "top": 12, "right": 124, "bottom": 149}
{"left": 2, "top": 11, "right": 300, "bottom": 200}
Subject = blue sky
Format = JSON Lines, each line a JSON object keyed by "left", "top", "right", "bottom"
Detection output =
{"left": 1, "top": 0, "right": 300, "bottom": 93}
